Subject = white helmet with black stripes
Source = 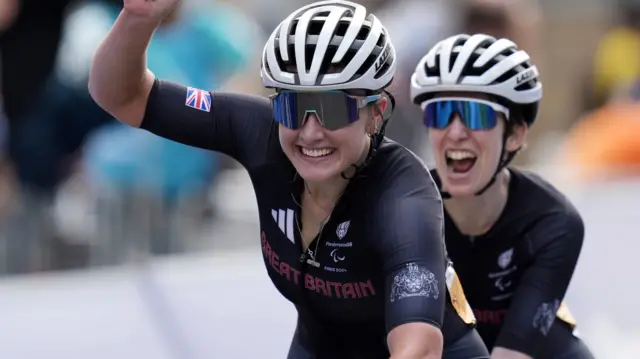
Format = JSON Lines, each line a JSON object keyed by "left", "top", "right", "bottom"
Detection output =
{"left": 410, "top": 33, "right": 542, "bottom": 125}
{"left": 261, "top": 0, "right": 396, "bottom": 92}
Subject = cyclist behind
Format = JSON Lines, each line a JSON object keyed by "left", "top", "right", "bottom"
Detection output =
{"left": 88, "top": 0, "right": 489, "bottom": 358}
{"left": 409, "top": 34, "right": 595, "bottom": 359}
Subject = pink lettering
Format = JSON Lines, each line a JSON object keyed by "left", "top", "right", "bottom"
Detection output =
{"left": 474, "top": 309, "right": 509, "bottom": 325}
{"left": 329, "top": 282, "right": 342, "bottom": 298}
{"left": 261, "top": 232, "right": 272, "bottom": 260}
{"left": 270, "top": 252, "right": 280, "bottom": 272}
{"left": 359, "top": 280, "right": 376, "bottom": 297}
{"left": 342, "top": 283, "right": 357, "bottom": 298}
{"left": 279, "top": 262, "right": 291, "bottom": 281}
{"left": 354, "top": 282, "right": 362, "bottom": 297}
{"left": 473, "top": 309, "right": 484, "bottom": 323}
{"left": 261, "top": 232, "right": 378, "bottom": 299}
{"left": 305, "top": 274, "right": 315, "bottom": 291}
{"left": 315, "top": 278, "right": 328, "bottom": 296}
{"left": 291, "top": 268, "right": 301, "bottom": 285}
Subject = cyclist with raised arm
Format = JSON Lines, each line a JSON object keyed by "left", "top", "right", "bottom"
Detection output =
{"left": 88, "top": 0, "right": 490, "bottom": 358}
{"left": 409, "top": 34, "right": 595, "bottom": 359}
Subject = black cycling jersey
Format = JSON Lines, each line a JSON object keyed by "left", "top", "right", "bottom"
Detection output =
{"left": 139, "top": 79, "right": 488, "bottom": 358}
{"left": 432, "top": 168, "right": 594, "bottom": 358}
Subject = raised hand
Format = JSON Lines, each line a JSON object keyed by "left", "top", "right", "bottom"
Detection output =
{"left": 122, "top": 0, "right": 180, "bottom": 21}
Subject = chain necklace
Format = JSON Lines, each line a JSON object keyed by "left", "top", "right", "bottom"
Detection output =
{"left": 296, "top": 212, "right": 330, "bottom": 267}
{"left": 295, "top": 178, "right": 347, "bottom": 267}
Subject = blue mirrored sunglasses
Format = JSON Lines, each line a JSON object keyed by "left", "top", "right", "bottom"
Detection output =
{"left": 422, "top": 97, "right": 510, "bottom": 130}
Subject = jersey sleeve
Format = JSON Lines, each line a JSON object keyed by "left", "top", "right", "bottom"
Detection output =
{"left": 370, "top": 167, "right": 447, "bottom": 334}
{"left": 140, "top": 79, "right": 277, "bottom": 171}
{"left": 494, "top": 211, "right": 584, "bottom": 356}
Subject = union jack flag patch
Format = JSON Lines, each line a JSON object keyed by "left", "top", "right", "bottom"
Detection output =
{"left": 185, "top": 87, "right": 211, "bottom": 112}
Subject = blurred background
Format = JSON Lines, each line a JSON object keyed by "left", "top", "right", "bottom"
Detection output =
{"left": 0, "top": 0, "right": 639, "bottom": 357}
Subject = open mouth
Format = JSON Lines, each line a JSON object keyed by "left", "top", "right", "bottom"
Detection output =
{"left": 445, "top": 150, "right": 477, "bottom": 174}
{"left": 298, "top": 146, "right": 336, "bottom": 159}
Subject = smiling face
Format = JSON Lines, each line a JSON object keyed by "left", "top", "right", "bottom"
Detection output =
{"left": 278, "top": 96, "right": 388, "bottom": 184}
{"left": 427, "top": 92, "right": 527, "bottom": 197}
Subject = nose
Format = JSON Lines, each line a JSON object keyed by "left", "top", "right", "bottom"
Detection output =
{"left": 299, "top": 113, "right": 325, "bottom": 141}
{"left": 445, "top": 114, "right": 470, "bottom": 141}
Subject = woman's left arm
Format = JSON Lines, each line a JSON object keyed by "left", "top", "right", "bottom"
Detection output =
{"left": 492, "top": 211, "right": 584, "bottom": 358}
{"left": 371, "top": 180, "right": 447, "bottom": 359}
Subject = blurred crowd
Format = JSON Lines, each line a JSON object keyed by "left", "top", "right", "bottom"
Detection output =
{"left": 0, "top": 0, "right": 639, "bottom": 276}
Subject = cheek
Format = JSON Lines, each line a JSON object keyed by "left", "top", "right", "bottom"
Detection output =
{"left": 336, "top": 132, "right": 360, "bottom": 150}
{"left": 278, "top": 126, "right": 300, "bottom": 158}
{"left": 428, "top": 130, "right": 445, "bottom": 155}
{"left": 476, "top": 132, "right": 503, "bottom": 165}
{"left": 278, "top": 126, "right": 297, "bottom": 146}
{"left": 332, "top": 129, "right": 366, "bottom": 157}
{"left": 335, "top": 120, "right": 364, "bottom": 141}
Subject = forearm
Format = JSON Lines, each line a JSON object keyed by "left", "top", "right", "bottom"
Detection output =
{"left": 390, "top": 352, "right": 441, "bottom": 359}
{"left": 390, "top": 354, "right": 440, "bottom": 359}
{"left": 387, "top": 323, "right": 443, "bottom": 359}
{"left": 389, "top": 344, "right": 441, "bottom": 359}
{"left": 0, "top": 0, "right": 18, "bottom": 31}
{"left": 88, "top": 10, "right": 157, "bottom": 112}
{"left": 491, "top": 346, "right": 532, "bottom": 359}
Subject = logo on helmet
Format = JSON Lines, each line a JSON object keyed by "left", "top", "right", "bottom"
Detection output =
{"left": 374, "top": 45, "right": 392, "bottom": 73}
{"left": 516, "top": 69, "right": 535, "bottom": 85}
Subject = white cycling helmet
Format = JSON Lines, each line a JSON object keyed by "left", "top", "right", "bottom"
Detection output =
{"left": 261, "top": 0, "right": 396, "bottom": 92}
{"left": 410, "top": 33, "right": 542, "bottom": 125}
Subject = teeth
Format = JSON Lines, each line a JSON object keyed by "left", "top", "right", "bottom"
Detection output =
{"left": 446, "top": 150, "right": 476, "bottom": 160}
{"left": 301, "top": 147, "right": 335, "bottom": 157}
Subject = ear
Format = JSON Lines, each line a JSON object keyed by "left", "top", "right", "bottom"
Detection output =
{"left": 505, "top": 122, "right": 527, "bottom": 152}
{"left": 371, "top": 96, "right": 389, "bottom": 129}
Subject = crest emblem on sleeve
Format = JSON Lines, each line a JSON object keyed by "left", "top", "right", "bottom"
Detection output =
{"left": 533, "top": 299, "right": 560, "bottom": 336}
{"left": 390, "top": 263, "right": 439, "bottom": 302}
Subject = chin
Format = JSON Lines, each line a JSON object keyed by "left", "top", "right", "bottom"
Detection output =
{"left": 442, "top": 184, "right": 478, "bottom": 198}
{"left": 434, "top": 163, "right": 485, "bottom": 198}
{"left": 296, "top": 167, "right": 342, "bottom": 183}
{"left": 291, "top": 158, "right": 343, "bottom": 183}
{"left": 438, "top": 174, "right": 481, "bottom": 198}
